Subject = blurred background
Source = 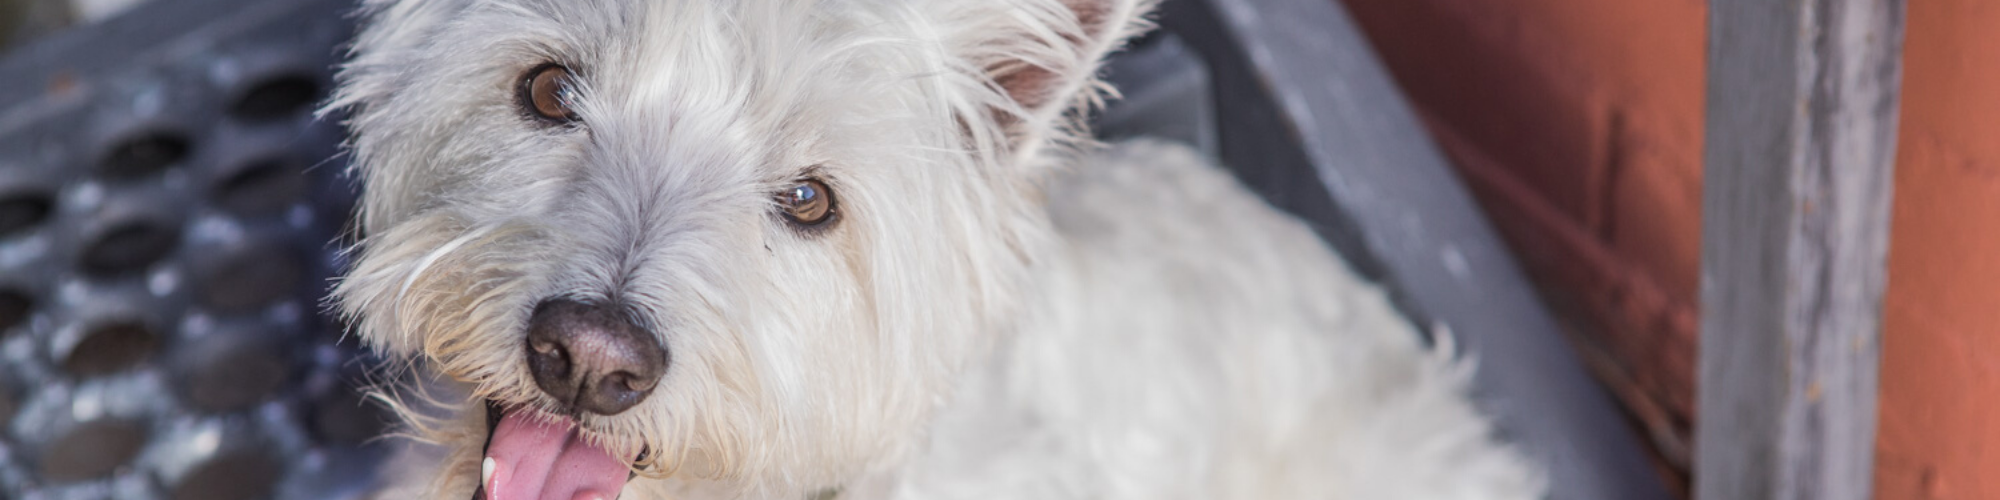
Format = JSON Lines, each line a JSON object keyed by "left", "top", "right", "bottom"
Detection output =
{"left": 2, "top": 0, "right": 1992, "bottom": 499}
{"left": 2, "top": 1, "right": 384, "bottom": 500}
{"left": 1, "top": 0, "right": 143, "bottom": 46}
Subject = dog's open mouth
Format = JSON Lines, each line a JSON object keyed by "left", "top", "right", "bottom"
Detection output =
{"left": 474, "top": 401, "right": 635, "bottom": 500}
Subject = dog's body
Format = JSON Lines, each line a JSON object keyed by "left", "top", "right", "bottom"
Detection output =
{"left": 333, "top": 0, "right": 1542, "bottom": 499}
{"left": 855, "top": 140, "right": 1539, "bottom": 500}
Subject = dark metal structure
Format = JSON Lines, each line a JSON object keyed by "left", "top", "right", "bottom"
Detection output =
{"left": 0, "top": 0, "right": 1669, "bottom": 498}
{"left": 0, "top": 0, "right": 384, "bottom": 499}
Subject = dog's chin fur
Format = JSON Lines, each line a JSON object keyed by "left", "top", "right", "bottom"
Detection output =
{"left": 331, "top": 0, "right": 1546, "bottom": 499}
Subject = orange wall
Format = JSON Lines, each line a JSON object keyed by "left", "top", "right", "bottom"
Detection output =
{"left": 1337, "top": 0, "right": 2000, "bottom": 496}
{"left": 1875, "top": 1, "right": 2000, "bottom": 498}
{"left": 1337, "top": 0, "right": 1706, "bottom": 479}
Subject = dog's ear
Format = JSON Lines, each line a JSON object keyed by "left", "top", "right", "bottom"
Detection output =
{"left": 948, "top": 0, "right": 1155, "bottom": 163}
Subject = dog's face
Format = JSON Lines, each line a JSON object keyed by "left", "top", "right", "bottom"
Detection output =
{"left": 332, "top": 0, "right": 1146, "bottom": 497}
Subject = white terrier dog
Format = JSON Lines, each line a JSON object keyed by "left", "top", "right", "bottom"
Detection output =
{"left": 330, "top": 0, "right": 1545, "bottom": 498}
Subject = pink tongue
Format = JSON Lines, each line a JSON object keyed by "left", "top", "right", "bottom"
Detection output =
{"left": 485, "top": 411, "right": 632, "bottom": 500}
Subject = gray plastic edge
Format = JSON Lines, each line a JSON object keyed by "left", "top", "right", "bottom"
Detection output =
{"left": 1197, "top": 0, "right": 1673, "bottom": 498}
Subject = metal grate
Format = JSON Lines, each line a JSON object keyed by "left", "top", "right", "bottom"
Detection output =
{"left": 0, "top": 0, "right": 386, "bottom": 498}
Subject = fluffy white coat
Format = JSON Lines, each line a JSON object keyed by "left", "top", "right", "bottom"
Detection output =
{"left": 329, "top": 0, "right": 1545, "bottom": 498}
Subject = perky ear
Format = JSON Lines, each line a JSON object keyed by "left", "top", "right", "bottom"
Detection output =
{"left": 946, "top": 0, "right": 1155, "bottom": 162}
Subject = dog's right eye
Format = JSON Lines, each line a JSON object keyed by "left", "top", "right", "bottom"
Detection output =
{"left": 520, "top": 64, "right": 581, "bottom": 124}
{"left": 778, "top": 178, "right": 837, "bottom": 227}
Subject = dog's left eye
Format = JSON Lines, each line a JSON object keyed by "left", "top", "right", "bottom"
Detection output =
{"left": 778, "top": 179, "right": 836, "bottom": 227}
{"left": 520, "top": 64, "right": 581, "bottom": 123}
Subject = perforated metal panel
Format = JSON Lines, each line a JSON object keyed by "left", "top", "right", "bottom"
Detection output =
{"left": 0, "top": 0, "right": 386, "bottom": 498}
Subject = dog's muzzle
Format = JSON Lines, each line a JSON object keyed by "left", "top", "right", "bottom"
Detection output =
{"left": 469, "top": 299, "right": 666, "bottom": 500}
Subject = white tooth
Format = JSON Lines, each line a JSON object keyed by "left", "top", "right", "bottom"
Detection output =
{"left": 482, "top": 457, "right": 496, "bottom": 488}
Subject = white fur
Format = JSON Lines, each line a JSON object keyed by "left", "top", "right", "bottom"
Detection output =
{"left": 330, "top": 0, "right": 1544, "bottom": 498}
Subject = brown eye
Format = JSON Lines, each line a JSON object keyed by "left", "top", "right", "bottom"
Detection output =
{"left": 521, "top": 64, "right": 581, "bottom": 123}
{"left": 779, "top": 179, "right": 835, "bottom": 226}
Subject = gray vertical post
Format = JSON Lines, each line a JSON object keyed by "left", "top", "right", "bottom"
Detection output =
{"left": 1697, "top": 0, "right": 1903, "bottom": 498}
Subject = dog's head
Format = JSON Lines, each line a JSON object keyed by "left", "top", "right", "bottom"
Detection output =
{"left": 330, "top": 0, "right": 1151, "bottom": 497}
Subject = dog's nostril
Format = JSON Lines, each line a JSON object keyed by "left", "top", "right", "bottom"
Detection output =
{"left": 530, "top": 341, "right": 571, "bottom": 380}
{"left": 619, "top": 372, "right": 657, "bottom": 392}
{"left": 523, "top": 299, "right": 667, "bottom": 416}
{"left": 531, "top": 339, "right": 559, "bottom": 355}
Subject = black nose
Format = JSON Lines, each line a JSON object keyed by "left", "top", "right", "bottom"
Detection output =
{"left": 524, "top": 299, "right": 668, "bottom": 416}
